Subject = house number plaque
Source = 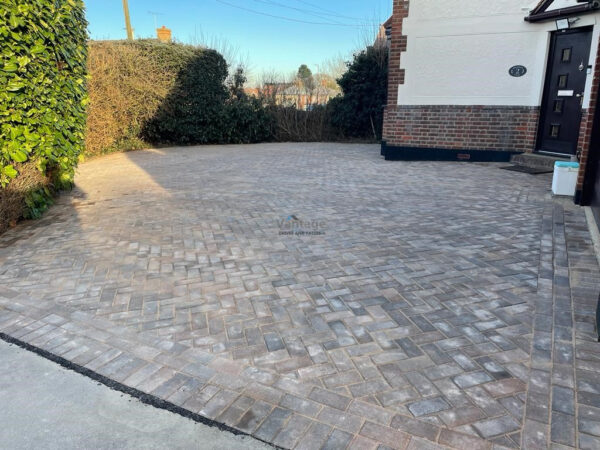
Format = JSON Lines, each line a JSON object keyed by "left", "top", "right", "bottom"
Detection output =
{"left": 509, "top": 65, "right": 527, "bottom": 77}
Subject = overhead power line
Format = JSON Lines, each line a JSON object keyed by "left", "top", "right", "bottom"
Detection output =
{"left": 252, "top": 0, "right": 370, "bottom": 24}
{"left": 215, "top": 0, "right": 379, "bottom": 27}
{"left": 293, "top": 0, "right": 341, "bottom": 15}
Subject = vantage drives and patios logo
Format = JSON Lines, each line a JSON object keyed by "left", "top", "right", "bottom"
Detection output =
{"left": 278, "top": 215, "right": 327, "bottom": 236}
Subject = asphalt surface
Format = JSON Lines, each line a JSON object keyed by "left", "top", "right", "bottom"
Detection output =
{"left": 0, "top": 340, "right": 270, "bottom": 450}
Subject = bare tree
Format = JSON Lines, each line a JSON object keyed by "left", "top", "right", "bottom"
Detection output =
{"left": 187, "top": 28, "right": 254, "bottom": 85}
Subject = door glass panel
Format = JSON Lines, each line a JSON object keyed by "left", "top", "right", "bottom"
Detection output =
{"left": 550, "top": 124, "right": 561, "bottom": 138}
{"left": 553, "top": 99, "right": 564, "bottom": 113}
{"left": 561, "top": 48, "right": 572, "bottom": 62}
{"left": 558, "top": 74, "right": 569, "bottom": 88}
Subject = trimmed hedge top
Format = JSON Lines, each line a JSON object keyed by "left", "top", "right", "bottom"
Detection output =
{"left": 0, "top": 0, "right": 88, "bottom": 188}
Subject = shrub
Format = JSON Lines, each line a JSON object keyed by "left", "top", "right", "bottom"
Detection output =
{"left": 141, "top": 48, "right": 230, "bottom": 144}
{"left": 0, "top": 0, "right": 88, "bottom": 232}
{"left": 222, "top": 96, "right": 274, "bottom": 144}
{"left": 87, "top": 41, "right": 275, "bottom": 151}
{"left": 329, "top": 46, "right": 388, "bottom": 140}
{"left": 269, "top": 105, "right": 339, "bottom": 142}
{"left": 85, "top": 41, "right": 175, "bottom": 156}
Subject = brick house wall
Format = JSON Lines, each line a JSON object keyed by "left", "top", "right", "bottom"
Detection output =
{"left": 383, "top": 105, "right": 540, "bottom": 153}
{"left": 385, "top": 0, "right": 408, "bottom": 108}
{"left": 382, "top": 0, "right": 543, "bottom": 158}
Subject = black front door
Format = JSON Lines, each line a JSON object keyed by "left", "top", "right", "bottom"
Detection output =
{"left": 537, "top": 28, "right": 593, "bottom": 156}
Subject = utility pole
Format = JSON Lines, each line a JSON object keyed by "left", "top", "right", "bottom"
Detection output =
{"left": 122, "top": 0, "right": 134, "bottom": 40}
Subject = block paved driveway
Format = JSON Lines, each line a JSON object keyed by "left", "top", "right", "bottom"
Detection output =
{"left": 1, "top": 143, "right": 599, "bottom": 449}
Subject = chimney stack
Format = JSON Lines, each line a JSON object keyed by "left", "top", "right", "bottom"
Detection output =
{"left": 157, "top": 26, "right": 172, "bottom": 43}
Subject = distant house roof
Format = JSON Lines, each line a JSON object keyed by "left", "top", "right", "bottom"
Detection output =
{"left": 243, "top": 87, "right": 260, "bottom": 97}
{"left": 375, "top": 16, "right": 393, "bottom": 47}
{"left": 282, "top": 85, "right": 337, "bottom": 96}
{"left": 382, "top": 16, "right": 392, "bottom": 29}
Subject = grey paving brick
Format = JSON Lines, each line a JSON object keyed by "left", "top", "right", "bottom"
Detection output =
{"left": 425, "top": 363, "right": 464, "bottom": 381}
{"left": 254, "top": 407, "right": 292, "bottom": 442}
{"left": 498, "top": 396, "right": 524, "bottom": 421}
{"left": 472, "top": 415, "right": 520, "bottom": 439}
{"left": 578, "top": 391, "right": 600, "bottom": 409}
{"left": 317, "top": 406, "right": 363, "bottom": 433}
{"left": 580, "top": 433, "right": 600, "bottom": 450}
{"left": 521, "top": 418, "right": 548, "bottom": 449}
{"left": 295, "top": 422, "right": 333, "bottom": 450}
{"left": 236, "top": 400, "right": 275, "bottom": 433}
{"left": 199, "top": 389, "right": 238, "bottom": 419}
{"left": 273, "top": 414, "right": 312, "bottom": 449}
{"left": 438, "top": 429, "right": 491, "bottom": 450}
{"left": 264, "top": 333, "right": 285, "bottom": 352}
{"left": 483, "top": 378, "right": 527, "bottom": 398}
{"left": 322, "top": 429, "right": 354, "bottom": 450}
{"left": 552, "top": 386, "right": 575, "bottom": 415}
{"left": 390, "top": 414, "right": 439, "bottom": 441}
{"left": 280, "top": 394, "right": 321, "bottom": 417}
{"left": 579, "top": 419, "right": 600, "bottom": 437}
{"left": 396, "top": 338, "right": 423, "bottom": 358}
{"left": 551, "top": 412, "right": 575, "bottom": 447}
{"left": 439, "top": 406, "right": 486, "bottom": 428}
{"left": 526, "top": 391, "right": 551, "bottom": 424}
{"left": 360, "top": 422, "right": 411, "bottom": 449}
{"left": 453, "top": 371, "right": 494, "bottom": 389}
{"left": 309, "top": 387, "right": 351, "bottom": 410}
{"left": 406, "top": 437, "right": 447, "bottom": 450}
{"left": 348, "top": 400, "right": 393, "bottom": 426}
{"left": 407, "top": 397, "right": 451, "bottom": 417}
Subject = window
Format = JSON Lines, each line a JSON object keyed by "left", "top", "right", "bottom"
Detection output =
{"left": 550, "top": 124, "right": 560, "bottom": 138}
{"left": 558, "top": 74, "right": 568, "bottom": 88}
{"left": 561, "top": 48, "right": 572, "bottom": 63}
{"left": 553, "top": 99, "right": 564, "bottom": 114}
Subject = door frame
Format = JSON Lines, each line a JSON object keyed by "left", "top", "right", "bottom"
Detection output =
{"left": 535, "top": 26, "right": 594, "bottom": 156}
{"left": 580, "top": 71, "right": 600, "bottom": 214}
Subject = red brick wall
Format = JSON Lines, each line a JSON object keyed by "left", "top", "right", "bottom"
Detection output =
{"left": 386, "top": 0, "right": 409, "bottom": 107}
{"left": 577, "top": 33, "right": 600, "bottom": 194}
{"left": 577, "top": 109, "right": 592, "bottom": 192}
{"left": 384, "top": 105, "right": 540, "bottom": 152}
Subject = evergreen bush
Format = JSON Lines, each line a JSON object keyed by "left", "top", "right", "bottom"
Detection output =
{"left": 0, "top": 0, "right": 88, "bottom": 232}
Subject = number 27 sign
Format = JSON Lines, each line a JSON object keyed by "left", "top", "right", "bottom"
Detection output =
{"left": 509, "top": 65, "right": 527, "bottom": 77}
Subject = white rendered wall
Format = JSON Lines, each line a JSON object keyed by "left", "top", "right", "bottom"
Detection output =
{"left": 397, "top": 0, "right": 600, "bottom": 107}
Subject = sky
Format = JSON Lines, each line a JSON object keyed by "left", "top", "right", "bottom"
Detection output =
{"left": 85, "top": 0, "right": 391, "bottom": 82}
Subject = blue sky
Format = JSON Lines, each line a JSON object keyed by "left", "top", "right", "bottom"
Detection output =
{"left": 86, "top": 0, "right": 391, "bottom": 81}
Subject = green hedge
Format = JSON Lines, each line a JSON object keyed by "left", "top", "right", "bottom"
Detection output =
{"left": 0, "top": 0, "right": 88, "bottom": 228}
{"left": 140, "top": 47, "right": 231, "bottom": 144}
{"left": 329, "top": 46, "right": 388, "bottom": 140}
{"left": 87, "top": 40, "right": 273, "bottom": 155}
